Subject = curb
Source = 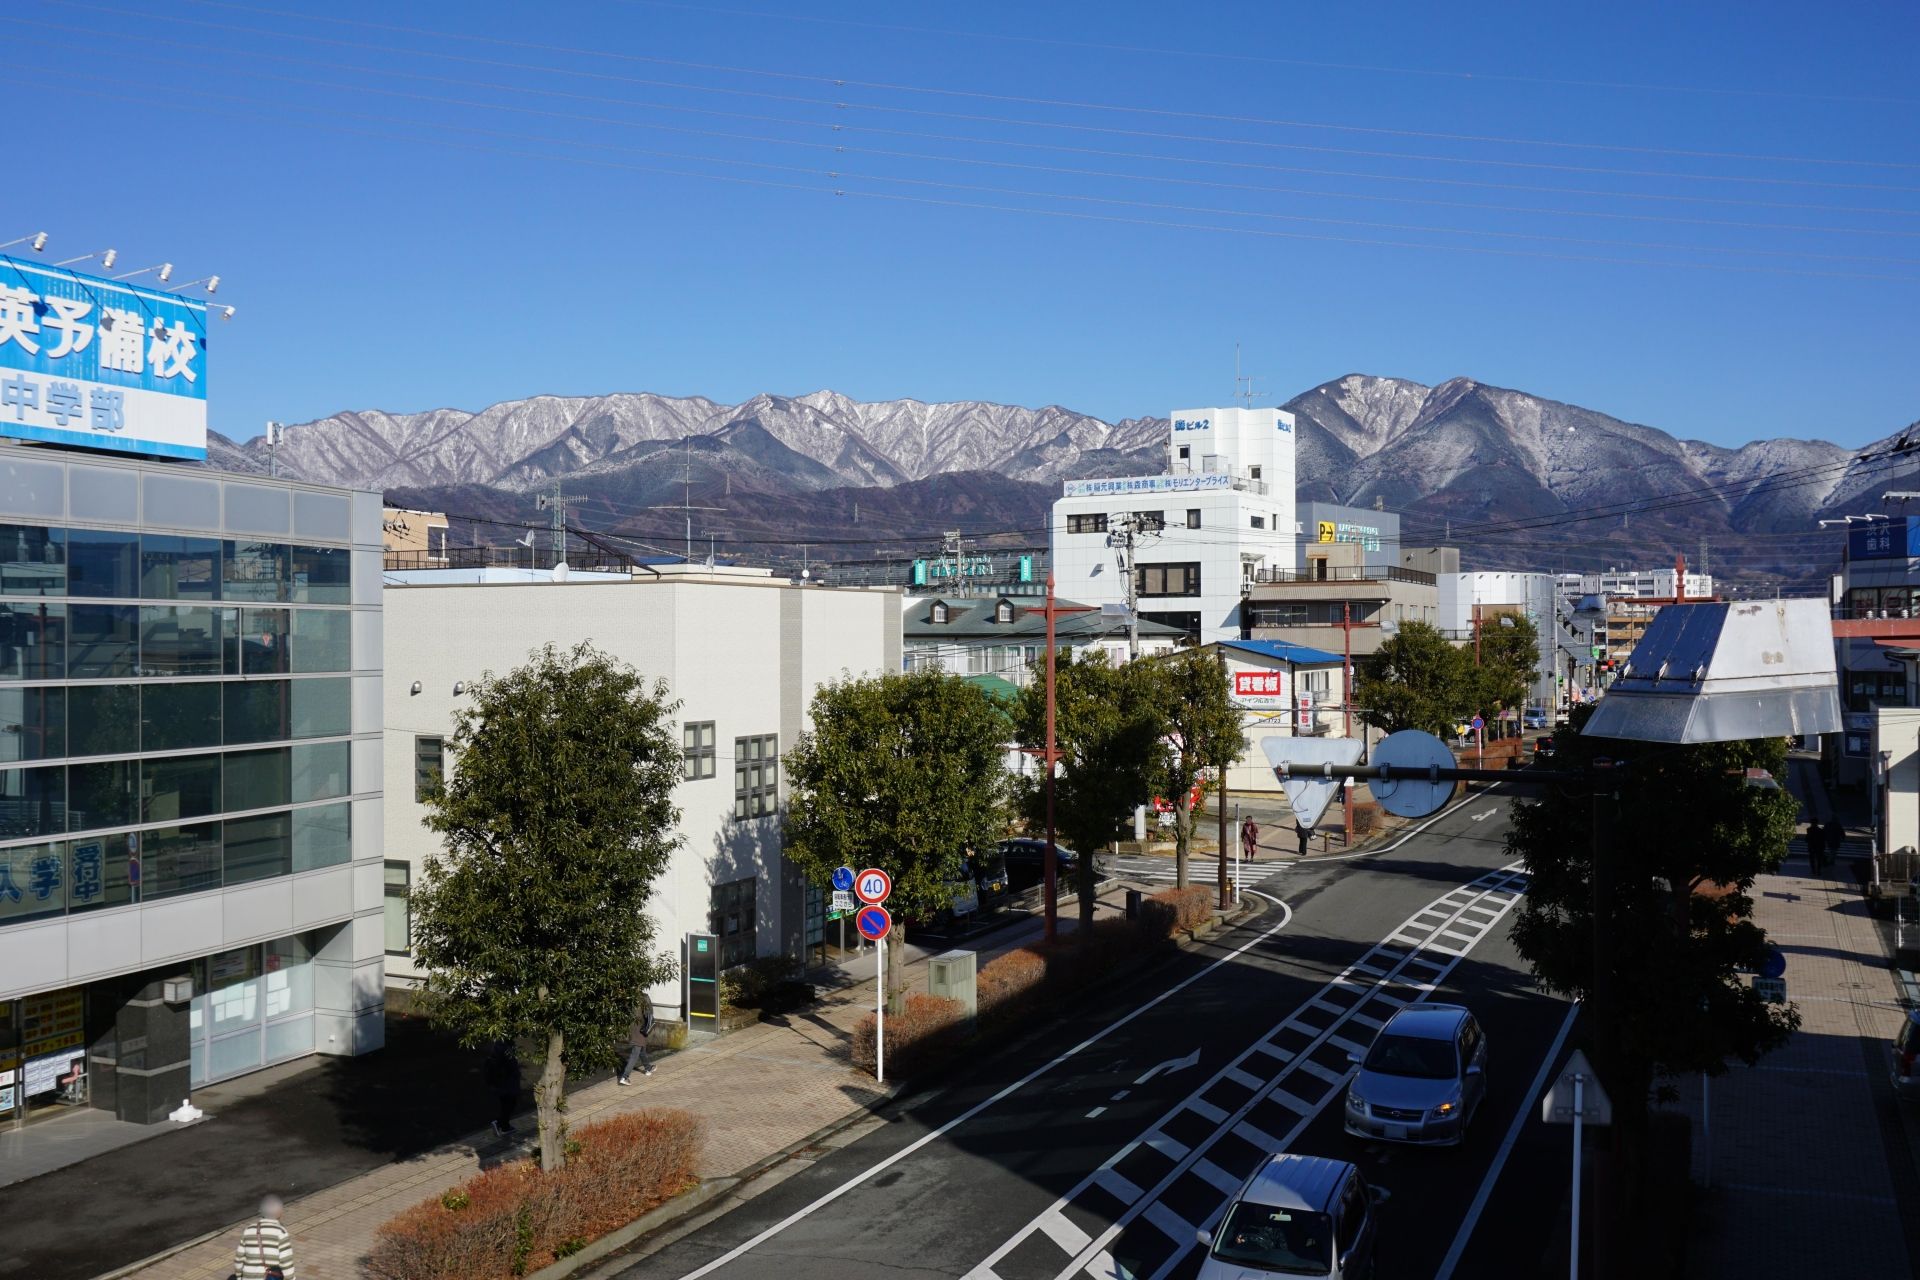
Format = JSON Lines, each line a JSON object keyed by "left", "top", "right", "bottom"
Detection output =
{"left": 528, "top": 1176, "right": 739, "bottom": 1280}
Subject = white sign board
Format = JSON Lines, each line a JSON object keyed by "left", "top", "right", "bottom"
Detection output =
{"left": 1541, "top": 1049, "right": 1612, "bottom": 1126}
{"left": 1261, "top": 736, "right": 1364, "bottom": 828}
{"left": 1062, "top": 473, "right": 1232, "bottom": 498}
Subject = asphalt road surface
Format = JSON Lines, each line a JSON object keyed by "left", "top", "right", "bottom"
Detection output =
{"left": 610, "top": 790, "right": 1583, "bottom": 1280}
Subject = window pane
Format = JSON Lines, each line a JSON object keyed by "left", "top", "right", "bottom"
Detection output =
{"left": 266, "top": 934, "right": 315, "bottom": 1018}
{"left": 68, "top": 759, "right": 137, "bottom": 832}
{"left": 225, "top": 747, "right": 290, "bottom": 812}
{"left": 223, "top": 541, "right": 287, "bottom": 603}
{"left": 68, "top": 604, "right": 138, "bottom": 678}
{"left": 140, "top": 605, "right": 223, "bottom": 677}
{"left": 238, "top": 609, "right": 289, "bottom": 676}
{"left": 0, "top": 524, "right": 65, "bottom": 596}
{"left": 0, "top": 765, "right": 65, "bottom": 839}
{"left": 0, "top": 841, "right": 64, "bottom": 923}
{"left": 223, "top": 811, "right": 291, "bottom": 884}
{"left": 0, "top": 687, "right": 64, "bottom": 762}
{"left": 69, "top": 684, "right": 138, "bottom": 756}
{"left": 144, "top": 822, "right": 222, "bottom": 899}
{"left": 415, "top": 736, "right": 443, "bottom": 802}
{"left": 223, "top": 680, "right": 289, "bottom": 745}
{"left": 291, "top": 678, "right": 350, "bottom": 739}
{"left": 143, "top": 754, "right": 221, "bottom": 823}
{"left": 67, "top": 832, "right": 135, "bottom": 913}
{"left": 289, "top": 609, "right": 350, "bottom": 673}
{"left": 141, "top": 682, "right": 219, "bottom": 752}
{"left": 288, "top": 546, "right": 350, "bottom": 604}
{"left": 291, "top": 741, "right": 350, "bottom": 803}
{"left": 265, "top": 1017, "right": 314, "bottom": 1062}
{"left": 65, "top": 530, "right": 139, "bottom": 598}
{"left": 209, "top": 1027, "right": 263, "bottom": 1078}
{"left": 292, "top": 802, "right": 351, "bottom": 872}
{"left": 0, "top": 600, "right": 65, "bottom": 680}
{"left": 140, "top": 535, "right": 221, "bottom": 600}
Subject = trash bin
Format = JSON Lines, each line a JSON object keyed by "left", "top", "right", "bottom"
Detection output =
{"left": 1126, "top": 888, "right": 1142, "bottom": 920}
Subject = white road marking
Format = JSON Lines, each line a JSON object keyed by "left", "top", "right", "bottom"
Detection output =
{"left": 669, "top": 898, "right": 1297, "bottom": 1280}
{"left": 1085, "top": 1106, "right": 1107, "bottom": 1119}
{"left": 1040, "top": 1212, "right": 1092, "bottom": 1254}
{"left": 1470, "top": 807, "right": 1497, "bottom": 822}
{"left": 1134, "top": 1046, "right": 1202, "bottom": 1084}
{"left": 1432, "top": 1001, "right": 1579, "bottom": 1280}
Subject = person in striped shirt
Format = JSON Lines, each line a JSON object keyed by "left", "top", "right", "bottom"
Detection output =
{"left": 232, "top": 1195, "right": 296, "bottom": 1280}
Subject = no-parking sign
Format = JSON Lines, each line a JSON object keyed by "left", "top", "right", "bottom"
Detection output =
{"left": 856, "top": 905, "right": 892, "bottom": 941}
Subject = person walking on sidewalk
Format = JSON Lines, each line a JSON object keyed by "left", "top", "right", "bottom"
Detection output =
{"left": 1805, "top": 820, "right": 1826, "bottom": 872}
{"left": 1294, "top": 820, "right": 1310, "bottom": 859}
{"left": 484, "top": 1040, "right": 520, "bottom": 1137}
{"left": 232, "top": 1195, "right": 296, "bottom": 1280}
{"left": 1826, "top": 820, "right": 1847, "bottom": 868}
{"left": 1241, "top": 817, "right": 1260, "bottom": 863}
{"left": 618, "top": 993, "right": 655, "bottom": 1084}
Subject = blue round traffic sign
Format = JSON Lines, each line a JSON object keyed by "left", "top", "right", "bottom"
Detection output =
{"left": 855, "top": 905, "right": 892, "bottom": 942}
{"left": 1760, "top": 946, "right": 1787, "bottom": 980}
{"left": 1470, "top": 716, "right": 1484, "bottom": 730}
{"left": 831, "top": 866, "right": 855, "bottom": 892}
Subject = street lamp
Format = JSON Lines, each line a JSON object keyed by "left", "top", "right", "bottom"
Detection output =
{"left": 0, "top": 232, "right": 48, "bottom": 253}
{"left": 54, "top": 248, "right": 116, "bottom": 269}
{"left": 111, "top": 262, "right": 173, "bottom": 283}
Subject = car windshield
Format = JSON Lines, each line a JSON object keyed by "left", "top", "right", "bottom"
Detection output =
{"left": 1363, "top": 1032, "right": 1458, "bottom": 1079}
{"left": 1210, "top": 1202, "right": 1332, "bottom": 1275}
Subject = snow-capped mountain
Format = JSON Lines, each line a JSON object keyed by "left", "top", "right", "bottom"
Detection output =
{"left": 210, "top": 377, "right": 1909, "bottom": 581}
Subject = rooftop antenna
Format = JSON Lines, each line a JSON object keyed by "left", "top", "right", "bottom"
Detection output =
{"left": 1235, "top": 343, "right": 1259, "bottom": 408}
{"left": 535, "top": 481, "right": 570, "bottom": 565}
{"left": 649, "top": 436, "right": 722, "bottom": 562}
{"left": 263, "top": 421, "right": 283, "bottom": 478}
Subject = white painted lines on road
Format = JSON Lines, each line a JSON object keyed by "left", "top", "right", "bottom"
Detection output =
{"left": 1470, "top": 807, "right": 1498, "bottom": 822}
{"left": 665, "top": 897, "right": 1297, "bottom": 1280}
{"left": 1084, "top": 1107, "right": 1107, "bottom": 1119}
{"left": 964, "top": 863, "right": 1533, "bottom": 1280}
{"left": 1134, "top": 1047, "right": 1201, "bottom": 1084}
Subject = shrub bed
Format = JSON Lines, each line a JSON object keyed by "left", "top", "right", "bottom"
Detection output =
{"left": 364, "top": 1109, "right": 700, "bottom": 1280}
{"left": 721, "top": 955, "right": 817, "bottom": 1016}
{"left": 1351, "top": 801, "right": 1384, "bottom": 836}
{"left": 851, "top": 887, "right": 1224, "bottom": 1080}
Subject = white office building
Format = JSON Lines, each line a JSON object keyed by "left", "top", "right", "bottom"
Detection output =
{"left": 1554, "top": 567, "right": 1713, "bottom": 602}
{"left": 381, "top": 564, "right": 899, "bottom": 1022}
{"left": 1438, "top": 571, "right": 1560, "bottom": 711}
{"left": 1050, "top": 406, "right": 1297, "bottom": 644}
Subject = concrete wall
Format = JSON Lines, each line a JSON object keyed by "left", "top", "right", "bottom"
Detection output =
{"left": 381, "top": 572, "right": 897, "bottom": 1019}
{"left": 1873, "top": 707, "right": 1920, "bottom": 857}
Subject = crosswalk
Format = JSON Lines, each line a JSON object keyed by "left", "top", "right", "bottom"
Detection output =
{"left": 965, "top": 863, "right": 1530, "bottom": 1280}
{"left": 1107, "top": 855, "right": 1294, "bottom": 887}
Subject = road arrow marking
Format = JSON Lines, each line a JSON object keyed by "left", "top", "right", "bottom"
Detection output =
{"left": 1470, "top": 808, "right": 1497, "bottom": 822}
{"left": 1135, "top": 1047, "right": 1201, "bottom": 1085}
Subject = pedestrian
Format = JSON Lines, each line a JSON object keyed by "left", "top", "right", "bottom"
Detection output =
{"left": 232, "top": 1195, "right": 295, "bottom": 1280}
{"left": 1804, "top": 821, "right": 1823, "bottom": 871}
{"left": 1241, "top": 817, "right": 1260, "bottom": 863}
{"left": 1294, "top": 821, "right": 1310, "bottom": 858}
{"left": 1827, "top": 820, "right": 1847, "bottom": 867}
{"left": 618, "top": 992, "right": 656, "bottom": 1084}
{"left": 484, "top": 1040, "right": 520, "bottom": 1137}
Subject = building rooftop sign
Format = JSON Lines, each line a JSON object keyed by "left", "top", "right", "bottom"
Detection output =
{"left": 1063, "top": 473, "right": 1231, "bottom": 497}
{"left": 0, "top": 257, "right": 207, "bottom": 460}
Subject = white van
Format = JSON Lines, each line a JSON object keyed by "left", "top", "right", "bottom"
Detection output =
{"left": 1196, "top": 1153, "right": 1386, "bottom": 1280}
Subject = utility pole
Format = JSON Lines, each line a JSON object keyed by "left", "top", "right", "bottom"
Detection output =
{"left": 1031, "top": 579, "right": 1094, "bottom": 943}
{"left": 1108, "top": 513, "right": 1143, "bottom": 659}
{"left": 1338, "top": 601, "right": 1379, "bottom": 845}
{"left": 1217, "top": 646, "right": 1232, "bottom": 910}
{"left": 942, "top": 529, "right": 967, "bottom": 596}
{"left": 535, "top": 481, "right": 569, "bottom": 566}
{"left": 649, "top": 437, "right": 722, "bottom": 562}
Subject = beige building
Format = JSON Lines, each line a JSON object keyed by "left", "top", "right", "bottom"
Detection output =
{"left": 380, "top": 508, "right": 450, "bottom": 567}
{"left": 1242, "top": 540, "right": 1439, "bottom": 658}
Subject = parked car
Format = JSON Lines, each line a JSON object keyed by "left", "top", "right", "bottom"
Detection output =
{"left": 1523, "top": 706, "right": 1550, "bottom": 730}
{"left": 1196, "top": 1152, "right": 1385, "bottom": 1280}
{"left": 997, "top": 837, "right": 1093, "bottom": 891}
{"left": 1892, "top": 1008, "right": 1920, "bottom": 1100}
{"left": 966, "top": 845, "right": 1010, "bottom": 909}
{"left": 1344, "top": 1004, "right": 1487, "bottom": 1146}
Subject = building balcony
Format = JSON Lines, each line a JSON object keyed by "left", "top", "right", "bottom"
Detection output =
{"left": 1248, "top": 565, "right": 1436, "bottom": 587}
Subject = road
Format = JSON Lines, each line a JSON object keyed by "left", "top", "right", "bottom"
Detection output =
{"left": 612, "top": 793, "right": 1580, "bottom": 1280}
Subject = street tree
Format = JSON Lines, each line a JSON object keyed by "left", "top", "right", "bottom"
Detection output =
{"left": 1144, "top": 648, "right": 1246, "bottom": 889}
{"left": 1011, "top": 649, "right": 1161, "bottom": 928}
{"left": 409, "top": 642, "right": 683, "bottom": 1171}
{"left": 1355, "top": 620, "right": 1475, "bottom": 736}
{"left": 784, "top": 669, "right": 1009, "bottom": 1008}
{"left": 1507, "top": 706, "right": 1800, "bottom": 1145}
{"left": 1469, "top": 611, "right": 1541, "bottom": 718}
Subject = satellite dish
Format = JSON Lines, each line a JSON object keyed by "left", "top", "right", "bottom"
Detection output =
{"left": 552, "top": 561, "right": 569, "bottom": 582}
{"left": 1370, "top": 730, "right": 1457, "bottom": 819}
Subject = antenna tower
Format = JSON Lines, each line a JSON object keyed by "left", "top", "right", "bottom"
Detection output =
{"left": 648, "top": 436, "right": 724, "bottom": 563}
{"left": 535, "top": 481, "right": 570, "bottom": 564}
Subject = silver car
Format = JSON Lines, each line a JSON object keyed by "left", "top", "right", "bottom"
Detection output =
{"left": 1343, "top": 1003, "right": 1487, "bottom": 1146}
{"left": 1196, "top": 1153, "right": 1385, "bottom": 1280}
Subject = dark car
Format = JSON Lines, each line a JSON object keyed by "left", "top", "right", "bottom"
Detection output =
{"left": 998, "top": 837, "right": 1093, "bottom": 892}
{"left": 966, "top": 845, "right": 1010, "bottom": 909}
{"left": 1533, "top": 735, "right": 1555, "bottom": 761}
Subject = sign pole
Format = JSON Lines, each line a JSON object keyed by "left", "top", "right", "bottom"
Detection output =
{"left": 1570, "top": 1073, "right": 1584, "bottom": 1280}
{"left": 876, "top": 932, "right": 886, "bottom": 1085}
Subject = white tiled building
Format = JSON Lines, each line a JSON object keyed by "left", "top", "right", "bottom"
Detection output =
{"left": 1050, "top": 406, "right": 1297, "bottom": 644}
{"left": 380, "top": 564, "right": 899, "bottom": 1021}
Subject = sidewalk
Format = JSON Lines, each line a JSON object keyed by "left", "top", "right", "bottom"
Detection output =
{"left": 1671, "top": 768, "right": 1920, "bottom": 1275}
{"left": 68, "top": 881, "right": 1146, "bottom": 1280}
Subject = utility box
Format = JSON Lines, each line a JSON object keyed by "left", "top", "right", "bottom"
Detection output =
{"left": 927, "top": 948, "right": 978, "bottom": 1021}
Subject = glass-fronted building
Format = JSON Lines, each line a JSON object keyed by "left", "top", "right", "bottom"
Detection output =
{"left": 0, "top": 451, "right": 385, "bottom": 1125}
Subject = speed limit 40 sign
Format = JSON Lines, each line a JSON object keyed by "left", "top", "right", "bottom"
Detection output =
{"left": 854, "top": 867, "right": 892, "bottom": 905}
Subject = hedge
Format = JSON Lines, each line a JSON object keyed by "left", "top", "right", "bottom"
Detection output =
{"left": 363, "top": 1110, "right": 700, "bottom": 1280}
{"left": 849, "top": 883, "right": 1222, "bottom": 1079}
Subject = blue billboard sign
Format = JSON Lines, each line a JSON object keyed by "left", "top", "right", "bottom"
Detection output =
{"left": 1849, "top": 518, "right": 1920, "bottom": 562}
{"left": 0, "top": 257, "right": 208, "bottom": 459}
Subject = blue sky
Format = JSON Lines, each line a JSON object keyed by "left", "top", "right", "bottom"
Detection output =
{"left": 4, "top": 0, "right": 1915, "bottom": 448}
